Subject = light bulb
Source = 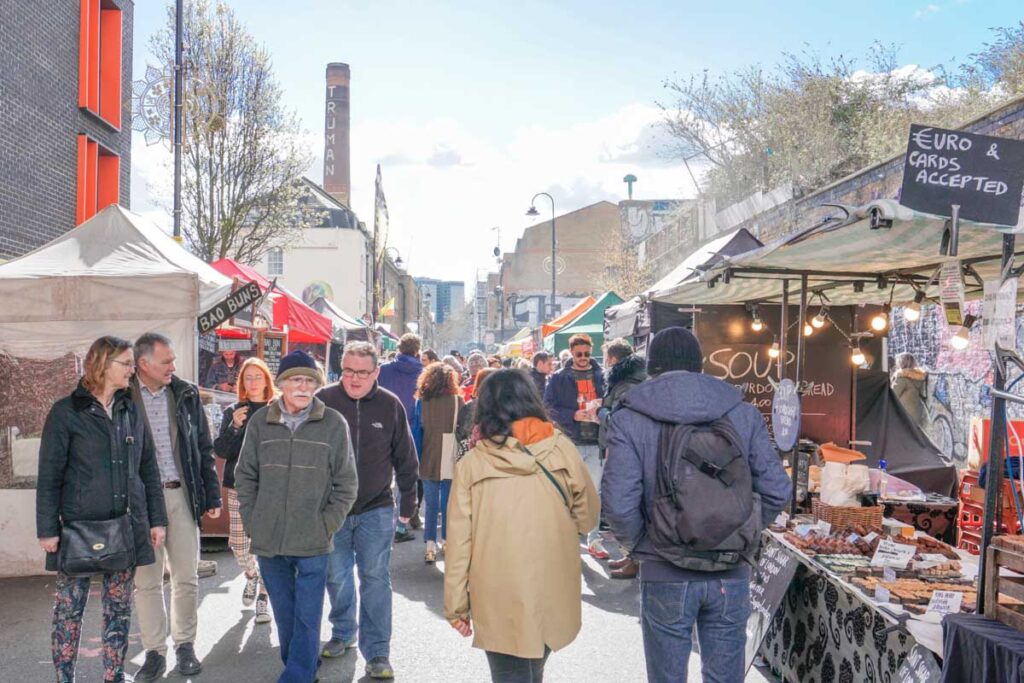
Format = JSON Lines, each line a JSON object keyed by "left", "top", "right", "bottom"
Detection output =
{"left": 950, "top": 327, "right": 970, "bottom": 350}
{"left": 751, "top": 318, "right": 764, "bottom": 332}
{"left": 870, "top": 312, "right": 888, "bottom": 332}
{"left": 811, "top": 312, "right": 826, "bottom": 328}
{"left": 768, "top": 342, "right": 780, "bottom": 359}
{"left": 903, "top": 303, "right": 921, "bottom": 322}
{"left": 803, "top": 323, "right": 813, "bottom": 337}
{"left": 851, "top": 348, "right": 866, "bottom": 365}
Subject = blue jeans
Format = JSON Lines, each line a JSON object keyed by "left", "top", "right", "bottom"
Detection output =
{"left": 257, "top": 553, "right": 330, "bottom": 683}
{"left": 577, "top": 444, "right": 603, "bottom": 544}
{"left": 325, "top": 505, "right": 395, "bottom": 660}
{"left": 422, "top": 479, "right": 451, "bottom": 543}
{"left": 640, "top": 578, "right": 751, "bottom": 683}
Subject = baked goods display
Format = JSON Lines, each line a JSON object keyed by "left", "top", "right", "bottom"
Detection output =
{"left": 850, "top": 576, "right": 977, "bottom": 614}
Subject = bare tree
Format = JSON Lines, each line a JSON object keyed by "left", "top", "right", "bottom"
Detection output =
{"left": 433, "top": 303, "right": 475, "bottom": 354}
{"left": 660, "top": 41, "right": 1010, "bottom": 204}
{"left": 151, "top": 1, "right": 317, "bottom": 263}
{"left": 597, "top": 225, "right": 654, "bottom": 298}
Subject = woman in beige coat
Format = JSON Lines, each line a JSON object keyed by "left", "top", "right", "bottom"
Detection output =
{"left": 444, "top": 369, "right": 599, "bottom": 682}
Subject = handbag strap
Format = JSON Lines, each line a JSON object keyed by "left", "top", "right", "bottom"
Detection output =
{"left": 519, "top": 444, "right": 569, "bottom": 509}
{"left": 450, "top": 395, "right": 459, "bottom": 433}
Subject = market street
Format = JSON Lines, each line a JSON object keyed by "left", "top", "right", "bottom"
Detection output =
{"left": 0, "top": 536, "right": 779, "bottom": 682}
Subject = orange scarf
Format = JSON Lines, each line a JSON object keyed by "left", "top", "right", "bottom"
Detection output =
{"left": 511, "top": 417, "right": 554, "bottom": 446}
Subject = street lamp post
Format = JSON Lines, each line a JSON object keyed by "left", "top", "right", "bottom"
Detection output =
{"left": 527, "top": 193, "right": 556, "bottom": 319}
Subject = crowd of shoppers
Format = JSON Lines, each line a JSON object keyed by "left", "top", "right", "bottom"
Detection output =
{"left": 37, "top": 325, "right": 789, "bottom": 682}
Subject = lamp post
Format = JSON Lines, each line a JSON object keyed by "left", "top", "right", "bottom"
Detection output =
{"left": 526, "top": 193, "right": 556, "bottom": 319}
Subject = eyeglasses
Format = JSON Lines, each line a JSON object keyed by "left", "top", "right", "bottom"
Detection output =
{"left": 341, "top": 368, "right": 375, "bottom": 379}
{"left": 573, "top": 352, "right": 591, "bottom": 359}
{"left": 111, "top": 360, "right": 136, "bottom": 370}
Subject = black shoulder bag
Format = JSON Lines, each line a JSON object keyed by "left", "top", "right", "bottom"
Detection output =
{"left": 519, "top": 443, "right": 570, "bottom": 509}
{"left": 58, "top": 409, "right": 137, "bottom": 576}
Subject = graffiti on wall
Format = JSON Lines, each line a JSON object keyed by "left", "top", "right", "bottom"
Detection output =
{"left": 888, "top": 300, "right": 1024, "bottom": 466}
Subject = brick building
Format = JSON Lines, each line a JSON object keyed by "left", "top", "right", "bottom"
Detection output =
{"left": 0, "top": 0, "right": 134, "bottom": 260}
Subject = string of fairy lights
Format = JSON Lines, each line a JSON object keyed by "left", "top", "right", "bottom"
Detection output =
{"left": 745, "top": 280, "right": 972, "bottom": 368}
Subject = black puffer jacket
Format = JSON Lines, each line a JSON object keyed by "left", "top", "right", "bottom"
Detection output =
{"left": 598, "top": 354, "right": 647, "bottom": 449}
{"left": 36, "top": 383, "right": 168, "bottom": 572}
{"left": 213, "top": 401, "right": 267, "bottom": 489}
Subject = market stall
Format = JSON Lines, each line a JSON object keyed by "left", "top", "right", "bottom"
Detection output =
{"left": 0, "top": 205, "right": 233, "bottom": 575}
{"left": 308, "top": 296, "right": 375, "bottom": 381}
{"left": 543, "top": 291, "right": 623, "bottom": 358}
{"left": 641, "top": 193, "right": 1024, "bottom": 678}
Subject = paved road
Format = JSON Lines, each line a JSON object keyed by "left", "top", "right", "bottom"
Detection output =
{"left": 0, "top": 536, "right": 779, "bottom": 682}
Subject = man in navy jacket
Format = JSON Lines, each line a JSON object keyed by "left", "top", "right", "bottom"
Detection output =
{"left": 377, "top": 333, "right": 424, "bottom": 426}
{"left": 602, "top": 327, "right": 791, "bottom": 682}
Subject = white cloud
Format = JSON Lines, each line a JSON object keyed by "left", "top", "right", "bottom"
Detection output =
{"left": 131, "top": 104, "right": 698, "bottom": 298}
{"left": 914, "top": 3, "right": 941, "bottom": 18}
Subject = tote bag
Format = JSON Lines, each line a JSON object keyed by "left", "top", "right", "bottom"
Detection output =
{"left": 439, "top": 396, "right": 460, "bottom": 480}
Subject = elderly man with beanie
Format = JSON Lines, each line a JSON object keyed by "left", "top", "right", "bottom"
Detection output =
{"left": 602, "top": 327, "right": 791, "bottom": 682}
{"left": 235, "top": 350, "right": 358, "bottom": 683}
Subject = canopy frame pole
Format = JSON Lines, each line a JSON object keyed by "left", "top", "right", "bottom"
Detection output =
{"left": 977, "top": 232, "right": 1016, "bottom": 613}
{"left": 778, "top": 280, "right": 788, "bottom": 383}
{"left": 790, "top": 274, "right": 808, "bottom": 515}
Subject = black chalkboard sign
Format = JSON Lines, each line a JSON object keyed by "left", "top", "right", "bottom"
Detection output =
{"left": 900, "top": 124, "right": 1024, "bottom": 226}
{"left": 745, "top": 535, "right": 799, "bottom": 672}
{"left": 772, "top": 379, "right": 801, "bottom": 451}
{"left": 260, "top": 332, "right": 286, "bottom": 376}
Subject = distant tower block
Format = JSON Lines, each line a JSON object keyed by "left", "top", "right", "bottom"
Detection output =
{"left": 324, "top": 63, "right": 351, "bottom": 207}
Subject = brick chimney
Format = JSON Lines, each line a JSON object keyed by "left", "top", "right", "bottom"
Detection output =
{"left": 324, "top": 63, "right": 351, "bottom": 207}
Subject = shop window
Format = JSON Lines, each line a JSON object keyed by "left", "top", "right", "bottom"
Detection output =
{"left": 78, "top": 0, "right": 123, "bottom": 128}
{"left": 76, "top": 134, "right": 120, "bottom": 225}
{"left": 267, "top": 248, "right": 284, "bottom": 276}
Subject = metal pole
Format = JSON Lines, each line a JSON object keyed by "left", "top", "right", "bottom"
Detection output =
{"left": 791, "top": 275, "right": 808, "bottom": 515}
{"left": 172, "top": 0, "right": 183, "bottom": 242}
{"left": 778, "top": 281, "right": 789, "bottom": 382}
{"left": 551, "top": 202, "right": 557, "bottom": 319}
{"left": 977, "top": 233, "right": 1016, "bottom": 613}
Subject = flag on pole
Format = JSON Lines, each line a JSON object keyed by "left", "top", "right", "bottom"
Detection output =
{"left": 380, "top": 296, "right": 396, "bottom": 317}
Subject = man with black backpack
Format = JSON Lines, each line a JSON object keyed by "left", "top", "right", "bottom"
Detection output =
{"left": 602, "top": 327, "right": 791, "bottom": 682}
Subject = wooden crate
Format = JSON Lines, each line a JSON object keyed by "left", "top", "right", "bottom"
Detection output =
{"left": 983, "top": 539, "right": 1024, "bottom": 631}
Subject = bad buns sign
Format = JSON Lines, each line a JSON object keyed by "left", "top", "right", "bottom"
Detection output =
{"left": 900, "top": 124, "right": 1024, "bottom": 227}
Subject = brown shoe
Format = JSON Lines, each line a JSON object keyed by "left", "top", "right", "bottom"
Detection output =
{"left": 610, "top": 559, "right": 638, "bottom": 579}
{"left": 608, "top": 556, "right": 633, "bottom": 570}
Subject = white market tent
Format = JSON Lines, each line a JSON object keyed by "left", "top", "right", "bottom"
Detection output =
{"left": 0, "top": 204, "right": 232, "bottom": 379}
{"left": 651, "top": 199, "right": 1019, "bottom": 307}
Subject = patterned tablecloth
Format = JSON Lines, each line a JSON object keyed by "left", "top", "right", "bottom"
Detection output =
{"left": 882, "top": 497, "right": 959, "bottom": 544}
{"left": 759, "top": 536, "right": 943, "bottom": 682}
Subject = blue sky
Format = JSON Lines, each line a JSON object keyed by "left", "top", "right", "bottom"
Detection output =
{"left": 129, "top": 0, "right": 1024, "bottom": 291}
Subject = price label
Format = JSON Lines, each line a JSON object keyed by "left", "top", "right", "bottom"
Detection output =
{"left": 794, "top": 524, "right": 815, "bottom": 538}
{"left": 884, "top": 567, "right": 897, "bottom": 582}
{"left": 774, "top": 511, "right": 790, "bottom": 527}
{"left": 863, "top": 532, "right": 879, "bottom": 544}
{"left": 874, "top": 584, "right": 891, "bottom": 603}
{"left": 847, "top": 533, "right": 861, "bottom": 543}
{"left": 926, "top": 590, "right": 963, "bottom": 615}
{"left": 871, "top": 539, "right": 917, "bottom": 569}
{"left": 817, "top": 521, "right": 832, "bottom": 536}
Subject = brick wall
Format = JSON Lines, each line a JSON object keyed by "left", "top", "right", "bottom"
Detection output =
{"left": 0, "top": 0, "right": 134, "bottom": 260}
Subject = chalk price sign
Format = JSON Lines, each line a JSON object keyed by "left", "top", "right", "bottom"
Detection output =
{"left": 900, "top": 124, "right": 1024, "bottom": 227}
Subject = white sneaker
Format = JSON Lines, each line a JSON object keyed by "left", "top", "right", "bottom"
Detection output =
{"left": 255, "top": 594, "right": 272, "bottom": 624}
{"left": 242, "top": 575, "right": 259, "bottom": 607}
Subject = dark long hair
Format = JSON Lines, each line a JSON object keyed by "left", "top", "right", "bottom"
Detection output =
{"left": 474, "top": 369, "right": 549, "bottom": 445}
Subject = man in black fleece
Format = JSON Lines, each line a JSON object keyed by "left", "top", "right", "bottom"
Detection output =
{"left": 315, "top": 342, "right": 418, "bottom": 680}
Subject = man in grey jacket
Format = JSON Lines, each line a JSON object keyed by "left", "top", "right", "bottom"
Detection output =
{"left": 235, "top": 350, "right": 358, "bottom": 683}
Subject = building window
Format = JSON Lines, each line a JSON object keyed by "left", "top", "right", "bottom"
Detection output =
{"left": 267, "top": 248, "right": 284, "bottom": 275}
{"left": 79, "top": 0, "right": 123, "bottom": 128}
{"left": 76, "top": 134, "right": 120, "bottom": 224}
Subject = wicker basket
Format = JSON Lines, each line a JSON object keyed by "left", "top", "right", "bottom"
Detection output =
{"left": 812, "top": 498, "right": 884, "bottom": 530}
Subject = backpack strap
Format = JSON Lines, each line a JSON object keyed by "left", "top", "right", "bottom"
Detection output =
{"left": 660, "top": 418, "right": 745, "bottom": 488}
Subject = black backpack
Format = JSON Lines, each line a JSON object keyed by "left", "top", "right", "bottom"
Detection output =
{"left": 648, "top": 417, "right": 762, "bottom": 571}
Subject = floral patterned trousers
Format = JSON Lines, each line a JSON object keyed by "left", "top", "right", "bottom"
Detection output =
{"left": 51, "top": 568, "right": 134, "bottom": 683}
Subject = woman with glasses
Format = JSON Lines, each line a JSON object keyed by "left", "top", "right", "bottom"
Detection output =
{"left": 445, "top": 369, "right": 599, "bottom": 682}
{"left": 214, "top": 357, "right": 277, "bottom": 624}
{"left": 410, "top": 362, "right": 464, "bottom": 563}
{"left": 37, "top": 336, "right": 168, "bottom": 683}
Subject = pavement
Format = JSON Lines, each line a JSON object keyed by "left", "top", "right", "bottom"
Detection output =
{"left": 0, "top": 535, "right": 781, "bottom": 682}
